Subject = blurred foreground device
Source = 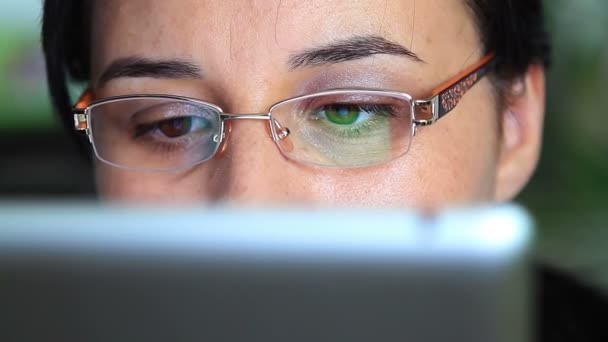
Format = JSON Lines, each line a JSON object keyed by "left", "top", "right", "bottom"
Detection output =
{"left": 0, "top": 205, "right": 532, "bottom": 342}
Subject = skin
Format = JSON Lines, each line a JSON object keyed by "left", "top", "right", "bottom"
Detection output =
{"left": 89, "top": 0, "right": 546, "bottom": 208}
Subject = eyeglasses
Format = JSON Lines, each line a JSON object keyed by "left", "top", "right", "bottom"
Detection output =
{"left": 73, "top": 53, "right": 496, "bottom": 171}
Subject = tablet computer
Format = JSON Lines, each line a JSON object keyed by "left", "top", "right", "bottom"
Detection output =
{"left": 0, "top": 204, "right": 532, "bottom": 342}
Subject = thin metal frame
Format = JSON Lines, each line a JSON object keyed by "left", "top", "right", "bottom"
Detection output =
{"left": 72, "top": 53, "right": 497, "bottom": 171}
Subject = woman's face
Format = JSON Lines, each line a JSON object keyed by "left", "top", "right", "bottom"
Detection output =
{"left": 89, "top": 0, "right": 543, "bottom": 207}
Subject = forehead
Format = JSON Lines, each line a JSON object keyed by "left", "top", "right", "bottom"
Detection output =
{"left": 91, "top": 0, "right": 479, "bottom": 75}
{"left": 93, "top": 0, "right": 412, "bottom": 44}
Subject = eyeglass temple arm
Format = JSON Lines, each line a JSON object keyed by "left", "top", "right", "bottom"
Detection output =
{"left": 72, "top": 89, "right": 94, "bottom": 131}
{"left": 414, "top": 53, "right": 497, "bottom": 126}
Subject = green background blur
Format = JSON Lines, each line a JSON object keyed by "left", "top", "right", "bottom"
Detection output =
{"left": 1, "top": 1, "right": 607, "bottom": 288}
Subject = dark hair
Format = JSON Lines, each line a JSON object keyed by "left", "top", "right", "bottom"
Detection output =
{"left": 41, "top": 0, "right": 551, "bottom": 135}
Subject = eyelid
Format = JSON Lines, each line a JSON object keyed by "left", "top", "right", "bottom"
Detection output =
{"left": 131, "top": 102, "right": 210, "bottom": 123}
{"left": 296, "top": 67, "right": 403, "bottom": 95}
{"left": 300, "top": 93, "right": 404, "bottom": 112}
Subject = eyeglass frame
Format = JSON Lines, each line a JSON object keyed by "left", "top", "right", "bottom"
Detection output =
{"left": 72, "top": 53, "right": 497, "bottom": 170}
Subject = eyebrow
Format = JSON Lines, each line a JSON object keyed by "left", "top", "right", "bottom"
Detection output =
{"left": 97, "top": 35, "right": 419, "bottom": 85}
{"left": 98, "top": 57, "right": 203, "bottom": 86}
{"left": 288, "top": 35, "right": 423, "bottom": 70}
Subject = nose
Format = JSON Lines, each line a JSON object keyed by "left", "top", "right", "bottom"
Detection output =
{"left": 207, "top": 118, "right": 311, "bottom": 205}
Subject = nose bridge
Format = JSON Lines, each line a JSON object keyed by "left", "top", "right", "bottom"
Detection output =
{"left": 206, "top": 80, "right": 299, "bottom": 203}
{"left": 213, "top": 118, "right": 291, "bottom": 203}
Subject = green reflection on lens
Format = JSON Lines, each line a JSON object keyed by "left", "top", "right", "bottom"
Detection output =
{"left": 323, "top": 104, "right": 361, "bottom": 125}
{"left": 296, "top": 104, "right": 395, "bottom": 166}
{"left": 313, "top": 104, "right": 393, "bottom": 139}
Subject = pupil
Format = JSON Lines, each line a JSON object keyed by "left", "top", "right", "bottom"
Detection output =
{"left": 159, "top": 117, "right": 192, "bottom": 138}
{"left": 325, "top": 104, "right": 360, "bottom": 125}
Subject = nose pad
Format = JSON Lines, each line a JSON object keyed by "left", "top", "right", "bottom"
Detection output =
{"left": 214, "top": 121, "right": 232, "bottom": 159}
{"left": 271, "top": 118, "right": 294, "bottom": 153}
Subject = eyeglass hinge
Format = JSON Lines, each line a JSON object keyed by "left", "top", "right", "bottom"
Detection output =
{"left": 413, "top": 97, "right": 439, "bottom": 126}
{"left": 73, "top": 110, "right": 89, "bottom": 131}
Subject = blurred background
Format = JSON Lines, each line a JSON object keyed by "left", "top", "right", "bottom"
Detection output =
{"left": 0, "top": 1, "right": 606, "bottom": 287}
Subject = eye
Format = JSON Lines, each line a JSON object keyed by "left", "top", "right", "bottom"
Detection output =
{"left": 158, "top": 117, "right": 196, "bottom": 138}
{"left": 314, "top": 103, "right": 395, "bottom": 127}
{"left": 322, "top": 104, "right": 364, "bottom": 125}
{"left": 136, "top": 115, "right": 212, "bottom": 139}
{"left": 317, "top": 103, "right": 377, "bottom": 126}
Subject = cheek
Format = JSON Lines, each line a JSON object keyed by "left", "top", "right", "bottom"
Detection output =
{"left": 404, "top": 111, "right": 500, "bottom": 206}
{"left": 310, "top": 142, "right": 497, "bottom": 209}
